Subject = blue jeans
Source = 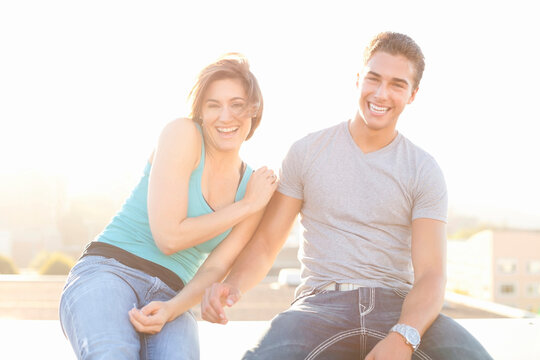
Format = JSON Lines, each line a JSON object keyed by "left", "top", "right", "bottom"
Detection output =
{"left": 59, "top": 255, "right": 199, "bottom": 360}
{"left": 243, "top": 287, "right": 492, "bottom": 359}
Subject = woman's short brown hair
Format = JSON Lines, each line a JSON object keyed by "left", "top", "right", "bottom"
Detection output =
{"left": 189, "top": 53, "right": 263, "bottom": 140}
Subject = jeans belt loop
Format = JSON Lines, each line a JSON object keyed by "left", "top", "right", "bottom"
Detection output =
{"left": 327, "top": 282, "right": 361, "bottom": 291}
{"left": 342, "top": 283, "right": 353, "bottom": 291}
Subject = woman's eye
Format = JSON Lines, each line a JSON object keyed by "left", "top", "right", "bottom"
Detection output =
{"left": 232, "top": 103, "right": 245, "bottom": 109}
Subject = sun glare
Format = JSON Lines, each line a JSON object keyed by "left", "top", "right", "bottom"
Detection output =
{"left": 1, "top": 1, "right": 539, "bottom": 228}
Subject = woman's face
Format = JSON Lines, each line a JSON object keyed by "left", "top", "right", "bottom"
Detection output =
{"left": 200, "top": 78, "right": 252, "bottom": 154}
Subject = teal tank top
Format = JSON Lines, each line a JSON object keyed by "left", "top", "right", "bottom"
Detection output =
{"left": 97, "top": 125, "right": 252, "bottom": 284}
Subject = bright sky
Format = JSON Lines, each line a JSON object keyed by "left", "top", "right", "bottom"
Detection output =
{"left": 1, "top": 0, "right": 539, "bottom": 228}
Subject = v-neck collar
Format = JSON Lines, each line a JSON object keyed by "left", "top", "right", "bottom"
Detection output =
{"left": 343, "top": 120, "right": 402, "bottom": 158}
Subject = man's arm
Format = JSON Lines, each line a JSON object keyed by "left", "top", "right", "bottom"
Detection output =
{"left": 201, "top": 191, "right": 303, "bottom": 324}
{"left": 366, "top": 218, "right": 447, "bottom": 359}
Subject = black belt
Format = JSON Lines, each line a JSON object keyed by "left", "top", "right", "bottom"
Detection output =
{"left": 82, "top": 241, "right": 184, "bottom": 292}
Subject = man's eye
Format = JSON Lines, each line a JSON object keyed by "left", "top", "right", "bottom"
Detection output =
{"left": 231, "top": 103, "right": 245, "bottom": 109}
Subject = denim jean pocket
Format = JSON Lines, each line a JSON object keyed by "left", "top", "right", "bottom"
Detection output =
{"left": 69, "top": 255, "right": 116, "bottom": 277}
{"left": 290, "top": 288, "right": 319, "bottom": 306}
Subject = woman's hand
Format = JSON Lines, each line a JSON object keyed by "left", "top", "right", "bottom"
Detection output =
{"left": 129, "top": 301, "right": 174, "bottom": 335}
{"left": 242, "top": 167, "right": 278, "bottom": 213}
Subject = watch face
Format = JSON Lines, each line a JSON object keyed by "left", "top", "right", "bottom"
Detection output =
{"left": 406, "top": 327, "right": 421, "bottom": 345}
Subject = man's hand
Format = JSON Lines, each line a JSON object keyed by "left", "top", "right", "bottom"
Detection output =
{"left": 128, "top": 301, "right": 173, "bottom": 334}
{"left": 201, "top": 282, "right": 242, "bottom": 325}
{"left": 365, "top": 332, "right": 414, "bottom": 360}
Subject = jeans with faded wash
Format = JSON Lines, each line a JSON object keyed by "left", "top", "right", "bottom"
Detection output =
{"left": 243, "top": 287, "right": 493, "bottom": 360}
{"left": 59, "top": 255, "right": 199, "bottom": 360}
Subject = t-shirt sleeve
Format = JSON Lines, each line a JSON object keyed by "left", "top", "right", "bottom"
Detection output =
{"left": 412, "top": 159, "right": 448, "bottom": 223}
{"left": 277, "top": 140, "right": 305, "bottom": 200}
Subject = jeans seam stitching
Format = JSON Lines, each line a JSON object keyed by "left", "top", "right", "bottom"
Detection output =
{"left": 368, "top": 328, "right": 431, "bottom": 360}
{"left": 393, "top": 288, "right": 408, "bottom": 298}
{"left": 359, "top": 329, "right": 433, "bottom": 360}
{"left": 358, "top": 289, "right": 366, "bottom": 358}
{"left": 359, "top": 288, "right": 375, "bottom": 316}
{"left": 304, "top": 328, "right": 364, "bottom": 360}
{"left": 144, "top": 277, "right": 162, "bottom": 303}
{"left": 304, "top": 327, "right": 422, "bottom": 360}
{"left": 142, "top": 331, "right": 149, "bottom": 359}
{"left": 291, "top": 288, "right": 319, "bottom": 306}
{"left": 62, "top": 292, "right": 86, "bottom": 358}
{"left": 413, "top": 347, "right": 433, "bottom": 360}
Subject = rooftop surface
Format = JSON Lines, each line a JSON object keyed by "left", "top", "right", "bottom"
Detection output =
{"left": 0, "top": 274, "right": 520, "bottom": 321}
{"left": 1, "top": 318, "right": 539, "bottom": 359}
{"left": 2, "top": 270, "right": 539, "bottom": 359}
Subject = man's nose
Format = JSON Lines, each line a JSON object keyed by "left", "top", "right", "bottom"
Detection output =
{"left": 374, "top": 83, "right": 388, "bottom": 99}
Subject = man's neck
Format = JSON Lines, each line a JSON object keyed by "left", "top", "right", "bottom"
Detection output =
{"left": 349, "top": 114, "right": 398, "bottom": 154}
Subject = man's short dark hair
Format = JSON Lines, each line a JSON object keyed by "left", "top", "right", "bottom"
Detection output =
{"left": 363, "top": 32, "right": 425, "bottom": 90}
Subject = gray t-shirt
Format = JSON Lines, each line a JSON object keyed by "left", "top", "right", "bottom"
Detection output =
{"left": 278, "top": 121, "right": 447, "bottom": 298}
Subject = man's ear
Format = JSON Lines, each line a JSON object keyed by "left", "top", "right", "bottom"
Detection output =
{"left": 408, "top": 87, "right": 419, "bottom": 104}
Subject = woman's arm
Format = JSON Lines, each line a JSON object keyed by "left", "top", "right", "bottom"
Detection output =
{"left": 129, "top": 206, "right": 266, "bottom": 334}
{"left": 148, "top": 118, "right": 276, "bottom": 255}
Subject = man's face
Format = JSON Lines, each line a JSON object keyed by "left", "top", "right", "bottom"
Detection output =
{"left": 357, "top": 51, "right": 418, "bottom": 132}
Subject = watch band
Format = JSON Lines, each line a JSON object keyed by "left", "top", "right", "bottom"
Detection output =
{"left": 390, "top": 323, "right": 421, "bottom": 351}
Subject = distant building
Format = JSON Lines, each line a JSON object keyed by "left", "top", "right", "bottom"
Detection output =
{"left": 1, "top": 171, "right": 66, "bottom": 266}
{"left": 0, "top": 231, "right": 11, "bottom": 257}
{"left": 447, "top": 230, "right": 540, "bottom": 313}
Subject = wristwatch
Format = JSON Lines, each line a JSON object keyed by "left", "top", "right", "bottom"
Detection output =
{"left": 390, "top": 324, "right": 421, "bottom": 351}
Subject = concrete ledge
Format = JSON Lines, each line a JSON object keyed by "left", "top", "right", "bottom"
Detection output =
{"left": 445, "top": 291, "right": 539, "bottom": 319}
{"left": 1, "top": 319, "right": 538, "bottom": 359}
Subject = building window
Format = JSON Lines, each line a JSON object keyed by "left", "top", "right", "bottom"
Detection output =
{"left": 497, "top": 259, "right": 517, "bottom": 274}
{"left": 527, "top": 261, "right": 540, "bottom": 274}
{"left": 526, "top": 283, "right": 540, "bottom": 297}
{"left": 499, "top": 283, "right": 517, "bottom": 296}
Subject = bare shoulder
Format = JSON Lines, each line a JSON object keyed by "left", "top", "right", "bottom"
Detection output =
{"left": 162, "top": 117, "right": 200, "bottom": 137}
{"left": 159, "top": 118, "right": 202, "bottom": 148}
{"left": 152, "top": 118, "right": 202, "bottom": 167}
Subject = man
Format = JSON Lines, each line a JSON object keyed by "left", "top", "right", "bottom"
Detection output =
{"left": 202, "top": 32, "right": 492, "bottom": 359}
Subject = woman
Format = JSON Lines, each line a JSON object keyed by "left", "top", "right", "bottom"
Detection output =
{"left": 59, "top": 53, "right": 277, "bottom": 359}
